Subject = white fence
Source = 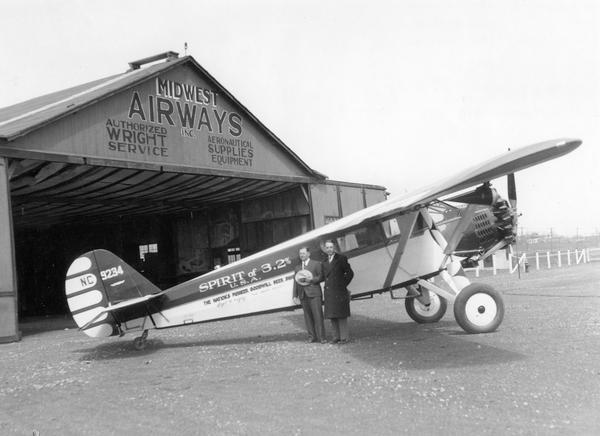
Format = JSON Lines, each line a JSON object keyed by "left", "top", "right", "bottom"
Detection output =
{"left": 467, "top": 247, "right": 599, "bottom": 276}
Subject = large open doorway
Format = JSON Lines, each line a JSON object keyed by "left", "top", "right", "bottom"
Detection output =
{"left": 7, "top": 157, "right": 318, "bottom": 320}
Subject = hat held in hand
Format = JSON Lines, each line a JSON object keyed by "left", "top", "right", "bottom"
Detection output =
{"left": 294, "top": 269, "right": 313, "bottom": 286}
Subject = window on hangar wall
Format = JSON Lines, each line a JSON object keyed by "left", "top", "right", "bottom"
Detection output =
{"left": 139, "top": 243, "right": 158, "bottom": 261}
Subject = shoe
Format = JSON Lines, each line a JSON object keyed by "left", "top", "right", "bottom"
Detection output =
{"left": 330, "top": 338, "right": 340, "bottom": 344}
{"left": 338, "top": 339, "right": 349, "bottom": 344}
{"left": 320, "top": 339, "right": 328, "bottom": 344}
{"left": 306, "top": 338, "right": 317, "bottom": 343}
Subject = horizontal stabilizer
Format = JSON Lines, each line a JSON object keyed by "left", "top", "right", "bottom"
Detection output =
{"left": 77, "top": 291, "right": 167, "bottom": 331}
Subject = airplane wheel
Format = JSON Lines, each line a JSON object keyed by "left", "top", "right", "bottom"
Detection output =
{"left": 133, "top": 336, "right": 147, "bottom": 350}
{"left": 453, "top": 283, "right": 504, "bottom": 334}
{"left": 405, "top": 292, "right": 447, "bottom": 323}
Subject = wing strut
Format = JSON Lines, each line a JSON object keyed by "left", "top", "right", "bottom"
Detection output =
{"left": 382, "top": 211, "right": 419, "bottom": 289}
{"left": 441, "top": 204, "right": 478, "bottom": 257}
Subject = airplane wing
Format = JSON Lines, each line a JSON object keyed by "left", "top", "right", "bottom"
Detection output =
{"left": 330, "top": 138, "right": 581, "bottom": 227}
{"left": 407, "top": 138, "right": 580, "bottom": 205}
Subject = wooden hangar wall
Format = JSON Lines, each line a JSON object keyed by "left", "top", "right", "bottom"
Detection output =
{"left": 2, "top": 60, "right": 313, "bottom": 180}
{"left": 0, "top": 53, "right": 386, "bottom": 341}
{"left": 310, "top": 182, "right": 387, "bottom": 228}
{"left": 173, "top": 181, "right": 387, "bottom": 280}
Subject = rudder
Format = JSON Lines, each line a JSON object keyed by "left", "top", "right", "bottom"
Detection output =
{"left": 65, "top": 249, "right": 161, "bottom": 337}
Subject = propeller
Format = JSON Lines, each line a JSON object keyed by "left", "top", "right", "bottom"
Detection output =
{"left": 487, "top": 173, "right": 518, "bottom": 249}
{"left": 506, "top": 146, "right": 518, "bottom": 242}
{"left": 507, "top": 173, "right": 517, "bottom": 211}
{"left": 505, "top": 172, "right": 518, "bottom": 247}
{"left": 506, "top": 172, "right": 525, "bottom": 275}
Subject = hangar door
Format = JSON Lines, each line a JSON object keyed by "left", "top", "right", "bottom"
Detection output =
{"left": 7, "top": 158, "right": 311, "bottom": 317}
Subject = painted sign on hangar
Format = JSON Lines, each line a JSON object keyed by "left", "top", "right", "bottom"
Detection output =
{"left": 8, "top": 63, "right": 310, "bottom": 179}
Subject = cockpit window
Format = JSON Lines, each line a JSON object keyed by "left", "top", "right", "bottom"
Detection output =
{"left": 381, "top": 217, "right": 401, "bottom": 238}
{"left": 333, "top": 223, "right": 385, "bottom": 253}
{"left": 337, "top": 232, "right": 359, "bottom": 251}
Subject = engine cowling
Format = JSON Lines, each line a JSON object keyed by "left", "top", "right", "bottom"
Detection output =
{"left": 455, "top": 198, "right": 517, "bottom": 255}
{"left": 433, "top": 187, "right": 517, "bottom": 263}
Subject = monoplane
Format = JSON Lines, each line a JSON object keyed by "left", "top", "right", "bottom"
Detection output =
{"left": 64, "top": 138, "right": 581, "bottom": 349}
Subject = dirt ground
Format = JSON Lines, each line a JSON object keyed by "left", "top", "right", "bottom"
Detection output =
{"left": 1, "top": 263, "right": 599, "bottom": 435}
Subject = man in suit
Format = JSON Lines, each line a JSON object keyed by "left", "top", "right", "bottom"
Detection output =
{"left": 292, "top": 247, "right": 326, "bottom": 344}
{"left": 322, "top": 240, "right": 354, "bottom": 344}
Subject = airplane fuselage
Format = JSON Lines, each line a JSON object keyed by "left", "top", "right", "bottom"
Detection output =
{"left": 130, "top": 207, "right": 451, "bottom": 331}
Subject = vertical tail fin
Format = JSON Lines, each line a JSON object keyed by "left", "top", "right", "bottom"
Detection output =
{"left": 65, "top": 249, "right": 161, "bottom": 337}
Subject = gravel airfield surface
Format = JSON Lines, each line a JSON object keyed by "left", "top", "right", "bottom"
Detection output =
{"left": 1, "top": 263, "right": 599, "bottom": 435}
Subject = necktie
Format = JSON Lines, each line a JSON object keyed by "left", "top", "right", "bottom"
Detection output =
{"left": 329, "top": 255, "right": 333, "bottom": 263}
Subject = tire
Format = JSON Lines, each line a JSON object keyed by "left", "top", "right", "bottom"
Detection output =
{"left": 405, "top": 292, "right": 447, "bottom": 324}
{"left": 453, "top": 283, "right": 504, "bottom": 333}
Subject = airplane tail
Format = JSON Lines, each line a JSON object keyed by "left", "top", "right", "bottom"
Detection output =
{"left": 65, "top": 249, "right": 161, "bottom": 338}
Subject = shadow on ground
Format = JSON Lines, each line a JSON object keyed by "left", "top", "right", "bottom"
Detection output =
{"left": 72, "top": 312, "right": 525, "bottom": 370}
{"left": 286, "top": 313, "right": 526, "bottom": 370}
{"left": 73, "top": 330, "right": 308, "bottom": 361}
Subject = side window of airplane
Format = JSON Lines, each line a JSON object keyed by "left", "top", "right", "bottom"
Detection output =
{"left": 336, "top": 232, "right": 359, "bottom": 252}
{"left": 334, "top": 223, "right": 385, "bottom": 254}
{"left": 381, "top": 217, "right": 401, "bottom": 239}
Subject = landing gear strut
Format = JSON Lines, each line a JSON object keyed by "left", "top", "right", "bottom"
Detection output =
{"left": 133, "top": 330, "right": 149, "bottom": 350}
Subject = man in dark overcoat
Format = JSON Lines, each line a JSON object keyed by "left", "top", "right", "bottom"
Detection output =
{"left": 321, "top": 240, "right": 354, "bottom": 343}
{"left": 292, "top": 247, "right": 326, "bottom": 343}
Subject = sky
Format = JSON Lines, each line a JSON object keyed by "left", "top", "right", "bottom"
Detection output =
{"left": 1, "top": 0, "right": 598, "bottom": 236}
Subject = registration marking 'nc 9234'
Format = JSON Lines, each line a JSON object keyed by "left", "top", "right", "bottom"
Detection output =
{"left": 100, "top": 265, "right": 124, "bottom": 280}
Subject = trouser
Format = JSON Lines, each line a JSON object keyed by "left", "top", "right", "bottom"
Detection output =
{"left": 330, "top": 317, "right": 349, "bottom": 341}
{"left": 301, "top": 295, "right": 325, "bottom": 341}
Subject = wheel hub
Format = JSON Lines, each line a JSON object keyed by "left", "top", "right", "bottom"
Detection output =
{"left": 465, "top": 293, "right": 497, "bottom": 326}
{"left": 415, "top": 294, "right": 440, "bottom": 316}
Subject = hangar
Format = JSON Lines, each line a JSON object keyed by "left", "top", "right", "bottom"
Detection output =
{"left": 0, "top": 51, "right": 386, "bottom": 343}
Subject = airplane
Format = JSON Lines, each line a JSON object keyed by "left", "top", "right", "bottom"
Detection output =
{"left": 64, "top": 138, "right": 581, "bottom": 350}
